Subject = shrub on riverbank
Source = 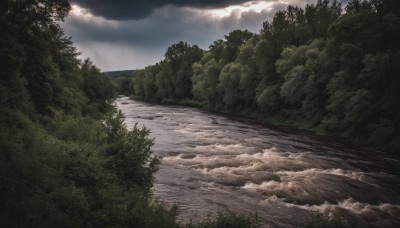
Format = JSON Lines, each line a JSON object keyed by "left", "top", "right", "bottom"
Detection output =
{"left": 185, "top": 211, "right": 259, "bottom": 228}
{"left": 0, "top": 1, "right": 174, "bottom": 226}
{"left": 301, "top": 212, "right": 356, "bottom": 228}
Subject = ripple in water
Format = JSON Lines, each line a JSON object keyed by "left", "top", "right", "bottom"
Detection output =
{"left": 116, "top": 97, "right": 400, "bottom": 227}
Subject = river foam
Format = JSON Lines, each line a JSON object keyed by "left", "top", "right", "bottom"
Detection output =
{"left": 116, "top": 97, "right": 400, "bottom": 227}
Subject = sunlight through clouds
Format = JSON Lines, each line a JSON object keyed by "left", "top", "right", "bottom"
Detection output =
{"left": 62, "top": 0, "right": 320, "bottom": 70}
{"left": 71, "top": 4, "right": 93, "bottom": 18}
{"left": 205, "top": 1, "right": 276, "bottom": 19}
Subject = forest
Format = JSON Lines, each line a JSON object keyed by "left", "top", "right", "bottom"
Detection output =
{"left": 1, "top": 0, "right": 398, "bottom": 227}
{"left": 0, "top": 0, "right": 265, "bottom": 227}
{"left": 121, "top": 0, "right": 400, "bottom": 155}
{"left": 0, "top": 0, "right": 182, "bottom": 227}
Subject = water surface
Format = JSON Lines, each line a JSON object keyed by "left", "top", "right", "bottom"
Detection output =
{"left": 116, "top": 96, "right": 400, "bottom": 227}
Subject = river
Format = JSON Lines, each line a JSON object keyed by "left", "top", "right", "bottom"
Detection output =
{"left": 116, "top": 96, "right": 400, "bottom": 227}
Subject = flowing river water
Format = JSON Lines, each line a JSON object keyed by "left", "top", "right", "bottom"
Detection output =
{"left": 116, "top": 96, "right": 400, "bottom": 227}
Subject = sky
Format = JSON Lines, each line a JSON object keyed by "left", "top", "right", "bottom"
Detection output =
{"left": 61, "top": 0, "right": 327, "bottom": 71}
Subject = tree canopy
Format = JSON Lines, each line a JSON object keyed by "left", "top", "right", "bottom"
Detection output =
{"left": 126, "top": 0, "right": 400, "bottom": 154}
{"left": 0, "top": 1, "right": 177, "bottom": 226}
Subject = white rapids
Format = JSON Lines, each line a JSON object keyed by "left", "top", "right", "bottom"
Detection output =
{"left": 116, "top": 96, "right": 400, "bottom": 227}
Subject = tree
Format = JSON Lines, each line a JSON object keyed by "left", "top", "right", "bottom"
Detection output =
{"left": 103, "top": 111, "right": 160, "bottom": 192}
{"left": 142, "top": 65, "right": 159, "bottom": 101}
{"left": 81, "top": 58, "right": 116, "bottom": 114}
{"left": 237, "top": 38, "right": 261, "bottom": 107}
{"left": 222, "top": 30, "right": 253, "bottom": 62}
{"left": 133, "top": 70, "right": 145, "bottom": 99}
{"left": 0, "top": 1, "right": 179, "bottom": 227}
{"left": 159, "top": 41, "right": 204, "bottom": 99}
{"left": 155, "top": 62, "right": 175, "bottom": 100}
{"left": 345, "top": 0, "right": 374, "bottom": 14}
{"left": 218, "top": 63, "right": 244, "bottom": 109}
{"left": 305, "top": 0, "right": 341, "bottom": 38}
{"left": 192, "top": 58, "right": 221, "bottom": 108}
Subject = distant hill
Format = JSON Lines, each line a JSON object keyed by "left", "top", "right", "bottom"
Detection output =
{"left": 105, "top": 70, "right": 136, "bottom": 78}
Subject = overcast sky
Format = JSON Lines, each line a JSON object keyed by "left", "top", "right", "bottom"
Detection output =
{"left": 61, "top": 0, "right": 331, "bottom": 71}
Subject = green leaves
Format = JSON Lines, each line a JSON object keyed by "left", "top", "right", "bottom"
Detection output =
{"left": 0, "top": 1, "right": 168, "bottom": 225}
{"left": 132, "top": 42, "right": 204, "bottom": 102}
{"left": 0, "top": 106, "right": 166, "bottom": 227}
{"left": 126, "top": 0, "right": 400, "bottom": 153}
{"left": 219, "top": 63, "right": 244, "bottom": 109}
{"left": 103, "top": 111, "right": 160, "bottom": 192}
{"left": 301, "top": 212, "right": 356, "bottom": 228}
{"left": 185, "top": 211, "right": 259, "bottom": 228}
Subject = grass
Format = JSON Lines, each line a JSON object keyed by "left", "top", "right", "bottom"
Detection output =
{"left": 184, "top": 211, "right": 260, "bottom": 228}
{"left": 300, "top": 212, "right": 357, "bottom": 228}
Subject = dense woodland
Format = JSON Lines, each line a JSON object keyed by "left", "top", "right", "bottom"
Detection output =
{"left": 1, "top": 0, "right": 398, "bottom": 227}
{"left": 124, "top": 0, "right": 400, "bottom": 155}
{"left": 0, "top": 1, "right": 264, "bottom": 227}
{"left": 0, "top": 0, "right": 182, "bottom": 227}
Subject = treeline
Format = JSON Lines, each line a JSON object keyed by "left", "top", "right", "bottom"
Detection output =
{"left": 0, "top": 1, "right": 181, "bottom": 227}
{"left": 127, "top": 0, "right": 400, "bottom": 154}
{"left": 0, "top": 1, "right": 264, "bottom": 227}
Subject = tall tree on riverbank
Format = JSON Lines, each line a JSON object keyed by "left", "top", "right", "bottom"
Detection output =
{"left": 128, "top": 0, "right": 400, "bottom": 154}
{"left": 132, "top": 41, "right": 203, "bottom": 102}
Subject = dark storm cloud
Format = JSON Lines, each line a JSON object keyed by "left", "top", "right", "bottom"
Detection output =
{"left": 70, "top": 0, "right": 253, "bottom": 20}
{"left": 63, "top": 3, "right": 286, "bottom": 49}
{"left": 61, "top": 0, "right": 328, "bottom": 70}
{"left": 61, "top": 1, "right": 290, "bottom": 70}
{"left": 64, "top": 6, "right": 209, "bottom": 48}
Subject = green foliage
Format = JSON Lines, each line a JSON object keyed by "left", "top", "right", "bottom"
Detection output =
{"left": 125, "top": 0, "right": 400, "bottom": 154}
{"left": 114, "top": 76, "right": 134, "bottom": 96}
{"left": 103, "top": 111, "right": 160, "bottom": 192}
{"left": 274, "top": 39, "right": 330, "bottom": 124}
{"left": 237, "top": 38, "right": 262, "bottom": 107}
{"left": 222, "top": 30, "right": 254, "bottom": 62}
{"left": 131, "top": 41, "right": 203, "bottom": 103}
{"left": 133, "top": 199, "right": 179, "bottom": 228}
{"left": 142, "top": 65, "right": 159, "bottom": 101}
{"left": 3, "top": 0, "right": 400, "bottom": 226}
{"left": 0, "top": 1, "right": 177, "bottom": 227}
{"left": 59, "top": 87, "right": 87, "bottom": 115}
{"left": 133, "top": 70, "right": 146, "bottom": 98}
{"left": 192, "top": 57, "right": 223, "bottom": 109}
{"left": 301, "top": 212, "right": 356, "bottom": 228}
{"left": 185, "top": 211, "right": 259, "bottom": 228}
{"left": 219, "top": 63, "right": 244, "bottom": 109}
{"left": 257, "top": 85, "right": 281, "bottom": 113}
{"left": 1, "top": 107, "right": 173, "bottom": 227}
{"left": 81, "top": 58, "right": 116, "bottom": 115}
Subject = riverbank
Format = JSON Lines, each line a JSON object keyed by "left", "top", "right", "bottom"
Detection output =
{"left": 129, "top": 96, "right": 396, "bottom": 160}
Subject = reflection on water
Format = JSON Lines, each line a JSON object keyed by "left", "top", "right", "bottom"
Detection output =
{"left": 116, "top": 97, "right": 400, "bottom": 227}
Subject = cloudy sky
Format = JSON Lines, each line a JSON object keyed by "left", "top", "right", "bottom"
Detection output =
{"left": 61, "top": 0, "right": 328, "bottom": 71}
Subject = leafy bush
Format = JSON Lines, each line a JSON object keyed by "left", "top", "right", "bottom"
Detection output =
{"left": 301, "top": 212, "right": 356, "bottom": 228}
{"left": 185, "top": 211, "right": 259, "bottom": 228}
